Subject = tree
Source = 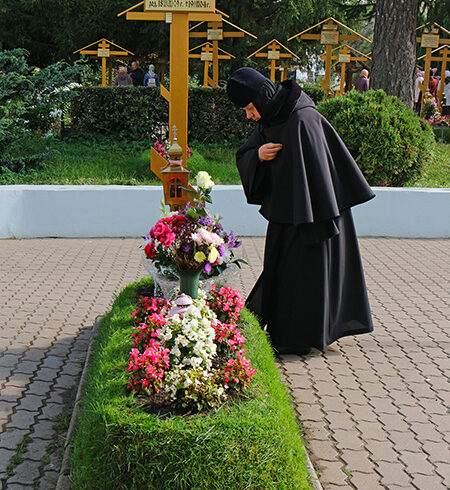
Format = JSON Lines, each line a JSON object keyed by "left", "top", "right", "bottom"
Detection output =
{"left": 370, "top": 0, "right": 419, "bottom": 109}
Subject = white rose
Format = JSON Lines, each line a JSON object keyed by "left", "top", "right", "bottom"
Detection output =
{"left": 196, "top": 171, "right": 214, "bottom": 190}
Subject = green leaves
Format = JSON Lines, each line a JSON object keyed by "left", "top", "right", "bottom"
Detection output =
{"left": 317, "top": 89, "right": 435, "bottom": 186}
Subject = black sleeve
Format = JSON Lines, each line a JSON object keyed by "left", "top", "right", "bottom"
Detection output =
{"left": 236, "top": 129, "right": 269, "bottom": 205}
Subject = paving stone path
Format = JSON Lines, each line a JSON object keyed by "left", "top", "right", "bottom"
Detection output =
{"left": 0, "top": 237, "right": 449, "bottom": 489}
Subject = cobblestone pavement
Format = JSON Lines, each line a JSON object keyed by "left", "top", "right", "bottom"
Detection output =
{"left": 0, "top": 237, "right": 449, "bottom": 489}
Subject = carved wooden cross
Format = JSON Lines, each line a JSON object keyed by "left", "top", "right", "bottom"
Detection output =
{"left": 289, "top": 17, "right": 371, "bottom": 98}
{"left": 189, "top": 16, "right": 257, "bottom": 87}
{"left": 321, "top": 45, "right": 371, "bottom": 96}
{"left": 118, "top": 1, "right": 221, "bottom": 174}
{"left": 416, "top": 23, "right": 450, "bottom": 114}
{"left": 73, "top": 38, "right": 134, "bottom": 86}
{"left": 189, "top": 42, "right": 235, "bottom": 88}
{"left": 248, "top": 39, "right": 301, "bottom": 82}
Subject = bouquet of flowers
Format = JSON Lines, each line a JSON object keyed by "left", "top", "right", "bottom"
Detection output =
{"left": 143, "top": 171, "right": 244, "bottom": 278}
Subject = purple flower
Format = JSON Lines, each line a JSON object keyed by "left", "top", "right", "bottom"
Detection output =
{"left": 226, "top": 231, "right": 241, "bottom": 249}
{"left": 198, "top": 216, "right": 214, "bottom": 227}
{"left": 218, "top": 244, "right": 225, "bottom": 257}
{"left": 204, "top": 262, "right": 212, "bottom": 274}
{"left": 182, "top": 243, "right": 191, "bottom": 253}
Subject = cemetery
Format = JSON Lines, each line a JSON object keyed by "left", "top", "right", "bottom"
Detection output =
{"left": 0, "top": 1, "right": 449, "bottom": 489}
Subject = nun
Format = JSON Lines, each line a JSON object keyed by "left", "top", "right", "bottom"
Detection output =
{"left": 226, "top": 67, "right": 375, "bottom": 355}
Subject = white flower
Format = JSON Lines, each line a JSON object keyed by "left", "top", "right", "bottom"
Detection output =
{"left": 196, "top": 171, "right": 214, "bottom": 190}
{"left": 187, "top": 305, "right": 202, "bottom": 318}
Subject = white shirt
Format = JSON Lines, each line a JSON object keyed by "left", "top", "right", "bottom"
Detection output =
{"left": 414, "top": 76, "right": 424, "bottom": 103}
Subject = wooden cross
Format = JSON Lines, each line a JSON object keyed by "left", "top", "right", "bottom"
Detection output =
{"left": 289, "top": 17, "right": 371, "bottom": 98}
{"left": 118, "top": 1, "right": 221, "bottom": 174}
{"left": 321, "top": 45, "right": 371, "bottom": 96}
{"left": 248, "top": 39, "right": 301, "bottom": 82}
{"left": 189, "top": 16, "right": 257, "bottom": 87}
{"left": 416, "top": 23, "right": 450, "bottom": 115}
{"left": 73, "top": 38, "right": 134, "bottom": 87}
{"left": 189, "top": 42, "right": 235, "bottom": 88}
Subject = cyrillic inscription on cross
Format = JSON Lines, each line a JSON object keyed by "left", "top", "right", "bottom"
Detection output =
{"left": 145, "top": 0, "right": 214, "bottom": 11}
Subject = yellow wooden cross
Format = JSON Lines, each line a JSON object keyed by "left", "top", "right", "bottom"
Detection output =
{"left": 321, "top": 45, "right": 371, "bottom": 96}
{"left": 189, "top": 42, "right": 235, "bottom": 88}
{"left": 118, "top": 1, "right": 221, "bottom": 174}
{"left": 289, "top": 17, "right": 371, "bottom": 98}
{"left": 73, "top": 38, "right": 134, "bottom": 87}
{"left": 416, "top": 23, "right": 450, "bottom": 115}
{"left": 248, "top": 39, "right": 301, "bottom": 82}
{"left": 189, "top": 17, "right": 257, "bottom": 87}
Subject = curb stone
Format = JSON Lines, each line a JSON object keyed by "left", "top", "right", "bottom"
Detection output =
{"left": 277, "top": 361, "right": 323, "bottom": 490}
{"left": 55, "top": 316, "right": 101, "bottom": 490}
{"left": 55, "top": 316, "right": 323, "bottom": 490}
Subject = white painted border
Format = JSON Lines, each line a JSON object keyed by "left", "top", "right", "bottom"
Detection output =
{"left": 0, "top": 185, "right": 448, "bottom": 238}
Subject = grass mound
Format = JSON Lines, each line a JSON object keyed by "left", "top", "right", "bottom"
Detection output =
{"left": 69, "top": 278, "right": 311, "bottom": 489}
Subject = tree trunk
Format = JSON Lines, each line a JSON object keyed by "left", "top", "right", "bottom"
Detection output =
{"left": 371, "top": 0, "right": 419, "bottom": 109}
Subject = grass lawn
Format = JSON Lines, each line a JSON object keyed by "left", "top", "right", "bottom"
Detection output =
{"left": 406, "top": 142, "right": 450, "bottom": 188}
{"left": 69, "top": 277, "right": 312, "bottom": 489}
{"left": 1, "top": 136, "right": 240, "bottom": 186}
{"left": 1, "top": 136, "right": 448, "bottom": 187}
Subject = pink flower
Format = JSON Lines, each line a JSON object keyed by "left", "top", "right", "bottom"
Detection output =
{"left": 191, "top": 228, "right": 223, "bottom": 246}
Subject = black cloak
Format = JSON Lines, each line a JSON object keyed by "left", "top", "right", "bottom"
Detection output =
{"left": 231, "top": 74, "right": 375, "bottom": 353}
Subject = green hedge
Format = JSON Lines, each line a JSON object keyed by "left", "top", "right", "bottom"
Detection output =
{"left": 316, "top": 90, "right": 435, "bottom": 187}
{"left": 71, "top": 87, "right": 251, "bottom": 144}
{"left": 69, "top": 278, "right": 311, "bottom": 489}
{"left": 70, "top": 84, "right": 325, "bottom": 145}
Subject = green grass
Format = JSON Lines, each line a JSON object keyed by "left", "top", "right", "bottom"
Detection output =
{"left": 4, "top": 435, "right": 32, "bottom": 478}
{"left": 406, "top": 143, "right": 450, "bottom": 188}
{"left": 69, "top": 278, "right": 312, "bottom": 489}
{"left": 1, "top": 136, "right": 240, "bottom": 186}
{"left": 2, "top": 136, "right": 447, "bottom": 187}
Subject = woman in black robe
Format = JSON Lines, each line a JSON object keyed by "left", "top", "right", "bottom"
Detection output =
{"left": 226, "top": 68, "right": 375, "bottom": 355}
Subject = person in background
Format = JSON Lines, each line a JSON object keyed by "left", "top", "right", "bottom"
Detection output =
{"left": 143, "top": 64, "right": 160, "bottom": 88}
{"left": 113, "top": 65, "right": 133, "bottom": 86}
{"left": 429, "top": 69, "right": 438, "bottom": 99}
{"left": 130, "top": 60, "right": 145, "bottom": 87}
{"left": 442, "top": 70, "right": 450, "bottom": 116}
{"left": 354, "top": 69, "right": 369, "bottom": 94}
{"left": 414, "top": 69, "right": 424, "bottom": 114}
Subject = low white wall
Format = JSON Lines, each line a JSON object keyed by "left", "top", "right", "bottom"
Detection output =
{"left": 0, "top": 185, "right": 448, "bottom": 239}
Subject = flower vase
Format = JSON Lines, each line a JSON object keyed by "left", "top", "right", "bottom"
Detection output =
{"left": 178, "top": 269, "right": 202, "bottom": 299}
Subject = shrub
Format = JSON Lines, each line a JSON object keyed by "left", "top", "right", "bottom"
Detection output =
{"left": 316, "top": 89, "right": 435, "bottom": 186}
{"left": 301, "top": 82, "right": 325, "bottom": 104}
{"left": 69, "top": 278, "right": 311, "bottom": 489}
{"left": 70, "top": 82, "right": 330, "bottom": 145}
{"left": 71, "top": 86, "right": 251, "bottom": 144}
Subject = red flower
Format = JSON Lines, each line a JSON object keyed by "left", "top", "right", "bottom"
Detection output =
{"left": 144, "top": 242, "right": 156, "bottom": 259}
{"left": 150, "top": 222, "right": 176, "bottom": 247}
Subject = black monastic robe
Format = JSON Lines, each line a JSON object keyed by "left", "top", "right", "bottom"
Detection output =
{"left": 237, "top": 83, "right": 375, "bottom": 353}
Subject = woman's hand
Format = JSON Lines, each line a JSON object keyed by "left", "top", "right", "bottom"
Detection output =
{"left": 258, "top": 143, "right": 283, "bottom": 161}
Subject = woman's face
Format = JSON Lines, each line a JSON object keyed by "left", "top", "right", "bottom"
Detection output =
{"left": 243, "top": 103, "right": 261, "bottom": 121}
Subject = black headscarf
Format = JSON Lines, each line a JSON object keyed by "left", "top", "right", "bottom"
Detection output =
{"left": 227, "top": 67, "right": 302, "bottom": 127}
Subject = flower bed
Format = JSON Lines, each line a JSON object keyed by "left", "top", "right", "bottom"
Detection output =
{"left": 126, "top": 286, "right": 254, "bottom": 412}
{"left": 69, "top": 277, "right": 311, "bottom": 488}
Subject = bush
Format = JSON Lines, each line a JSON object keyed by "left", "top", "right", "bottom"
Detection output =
{"left": 301, "top": 82, "right": 325, "bottom": 104}
{"left": 71, "top": 86, "right": 251, "bottom": 144}
{"left": 69, "top": 278, "right": 311, "bottom": 489}
{"left": 316, "top": 89, "right": 435, "bottom": 186}
{"left": 71, "top": 84, "right": 327, "bottom": 145}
